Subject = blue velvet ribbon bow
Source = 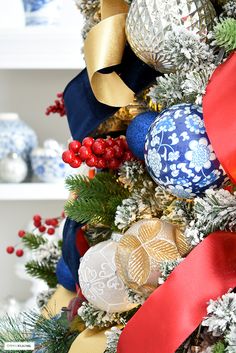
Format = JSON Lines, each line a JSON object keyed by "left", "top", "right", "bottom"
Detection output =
{"left": 62, "top": 46, "right": 158, "bottom": 283}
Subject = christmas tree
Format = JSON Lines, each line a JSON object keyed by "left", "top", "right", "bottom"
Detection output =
{"left": 2, "top": 0, "right": 236, "bottom": 352}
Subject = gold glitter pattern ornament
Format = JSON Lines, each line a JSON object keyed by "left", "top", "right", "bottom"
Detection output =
{"left": 96, "top": 97, "right": 148, "bottom": 134}
{"left": 115, "top": 218, "right": 190, "bottom": 296}
{"left": 126, "top": 0, "right": 216, "bottom": 72}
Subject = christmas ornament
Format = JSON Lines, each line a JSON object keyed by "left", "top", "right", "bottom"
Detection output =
{"left": 115, "top": 218, "right": 189, "bottom": 296}
{"left": 78, "top": 240, "right": 135, "bottom": 313}
{"left": 144, "top": 104, "right": 226, "bottom": 199}
{"left": 126, "top": 112, "right": 157, "bottom": 160}
{"left": 97, "top": 97, "right": 147, "bottom": 135}
{"left": 126, "top": 0, "right": 216, "bottom": 72}
{"left": 56, "top": 257, "right": 76, "bottom": 292}
{"left": 0, "top": 153, "right": 28, "bottom": 183}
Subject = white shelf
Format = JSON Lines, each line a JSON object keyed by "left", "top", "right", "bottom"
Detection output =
{"left": 0, "top": 182, "right": 69, "bottom": 200}
{"left": 0, "top": 27, "right": 85, "bottom": 69}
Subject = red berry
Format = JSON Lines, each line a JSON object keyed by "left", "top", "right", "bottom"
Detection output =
{"left": 61, "top": 211, "right": 65, "bottom": 218}
{"left": 113, "top": 144, "right": 124, "bottom": 158}
{"left": 69, "top": 140, "right": 81, "bottom": 153}
{"left": 33, "top": 214, "right": 41, "bottom": 222}
{"left": 16, "top": 249, "right": 24, "bottom": 257}
{"left": 62, "top": 150, "right": 75, "bottom": 164}
{"left": 18, "top": 230, "right": 26, "bottom": 238}
{"left": 96, "top": 158, "right": 107, "bottom": 169}
{"left": 50, "top": 218, "right": 59, "bottom": 227}
{"left": 79, "top": 146, "right": 92, "bottom": 161}
{"left": 104, "top": 147, "right": 115, "bottom": 160}
{"left": 82, "top": 137, "right": 94, "bottom": 147}
{"left": 45, "top": 218, "right": 52, "bottom": 226}
{"left": 116, "top": 137, "right": 128, "bottom": 150}
{"left": 123, "top": 150, "right": 135, "bottom": 161}
{"left": 70, "top": 157, "right": 82, "bottom": 168}
{"left": 92, "top": 140, "right": 106, "bottom": 155}
{"left": 106, "top": 138, "right": 116, "bottom": 147}
{"left": 6, "top": 246, "right": 14, "bottom": 254}
{"left": 47, "top": 227, "right": 55, "bottom": 235}
{"left": 108, "top": 158, "right": 121, "bottom": 170}
{"left": 86, "top": 155, "right": 98, "bottom": 167}
{"left": 39, "top": 225, "right": 46, "bottom": 233}
{"left": 34, "top": 220, "right": 41, "bottom": 228}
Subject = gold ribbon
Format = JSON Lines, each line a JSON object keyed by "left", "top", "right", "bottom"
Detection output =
{"left": 68, "top": 326, "right": 123, "bottom": 353}
{"left": 84, "top": 0, "right": 135, "bottom": 107}
{"left": 115, "top": 219, "right": 191, "bottom": 295}
{"left": 42, "top": 285, "right": 76, "bottom": 318}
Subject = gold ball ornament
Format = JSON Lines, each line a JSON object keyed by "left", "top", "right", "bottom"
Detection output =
{"left": 126, "top": 0, "right": 216, "bottom": 72}
{"left": 115, "top": 219, "right": 190, "bottom": 296}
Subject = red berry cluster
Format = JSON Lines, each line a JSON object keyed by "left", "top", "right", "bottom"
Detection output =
{"left": 32, "top": 214, "right": 61, "bottom": 235}
{"left": 45, "top": 93, "right": 66, "bottom": 117}
{"left": 62, "top": 136, "right": 135, "bottom": 170}
{"left": 6, "top": 212, "right": 65, "bottom": 257}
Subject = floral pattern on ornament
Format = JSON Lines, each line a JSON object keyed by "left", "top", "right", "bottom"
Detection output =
{"left": 144, "top": 104, "right": 227, "bottom": 198}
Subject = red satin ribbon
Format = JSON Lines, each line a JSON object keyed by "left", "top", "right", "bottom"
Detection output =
{"left": 117, "top": 232, "right": 236, "bottom": 353}
{"left": 203, "top": 52, "right": 236, "bottom": 183}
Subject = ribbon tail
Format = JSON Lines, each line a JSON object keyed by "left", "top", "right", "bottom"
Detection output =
{"left": 117, "top": 232, "right": 236, "bottom": 353}
{"left": 203, "top": 51, "right": 236, "bottom": 183}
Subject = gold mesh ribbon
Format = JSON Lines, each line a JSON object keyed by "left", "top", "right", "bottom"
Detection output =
{"left": 115, "top": 219, "right": 191, "bottom": 295}
{"left": 84, "top": 0, "right": 135, "bottom": 106}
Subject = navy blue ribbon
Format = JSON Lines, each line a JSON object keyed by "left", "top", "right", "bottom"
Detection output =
{"left": 62, "top": 46, "right": 158, "bottom": 283}
{"left": 64, "top": 46, "right": 157, "bottom": 140}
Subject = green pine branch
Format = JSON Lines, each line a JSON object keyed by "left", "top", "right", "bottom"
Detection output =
{"left": 193, "top": 190, "right": 236, "bottom": 236}
{"left": 22, "top": 233, "right": 46, "bottom": 250}
{"left": 214, "top": 18, "right": 236, "bottom": 52}
{"left": 0, "top": 315, "right": 30, "bottom": 353}
{"left": 25, "top": 261, "right": 57, "bottom": 288}
{"left": 65, "top": 172, "right": 130, "bottom": 227}
{"left": 213, "top": 341, "right": 225, "bottom": 353}
{"left": 0, "top": 311, "right": 78, "bottom": 353}
{"left": 26, "top": 311, "right": 78, "bottom": 353}
{"left": 66, "top": 172, "right": 128, "bottom": 199}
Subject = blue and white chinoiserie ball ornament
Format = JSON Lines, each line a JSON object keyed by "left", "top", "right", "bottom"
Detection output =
{"left": 144, "top": 104, "right": 227, "bottom": 199}
{"left": 126, "top": 111, "right": 157, "bottom": 160}
{"left": 56, "top": 257, "right": 76, "bottom": 292}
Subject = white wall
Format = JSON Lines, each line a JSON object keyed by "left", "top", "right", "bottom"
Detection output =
{"left": 0, "top": 69, "right": 78, "bottom": 144}
{"left": 0, "top": 69, "right": 79, "bottom": 305}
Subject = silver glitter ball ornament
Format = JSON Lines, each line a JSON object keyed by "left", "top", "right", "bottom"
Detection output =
{"left": 126, "top": 0, "right": 216, "bottom": 72}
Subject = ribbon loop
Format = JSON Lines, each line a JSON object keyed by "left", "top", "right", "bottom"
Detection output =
{"left": 84, "top": 0, "right": 135, "bottom": 106}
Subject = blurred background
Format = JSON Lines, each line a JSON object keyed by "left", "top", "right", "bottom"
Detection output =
{"left": 0, "top": 0, "right": 84, "bottom": 314}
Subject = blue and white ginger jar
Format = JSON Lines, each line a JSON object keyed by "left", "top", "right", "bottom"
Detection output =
{"left": 144, "top": 104, "right": 227, "bottom": 199}
{"left": 31, "top": 139, "right": 75, "bottom": 183}
{"left": 0, "top": 113, "right": 37, "bottom": 161}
